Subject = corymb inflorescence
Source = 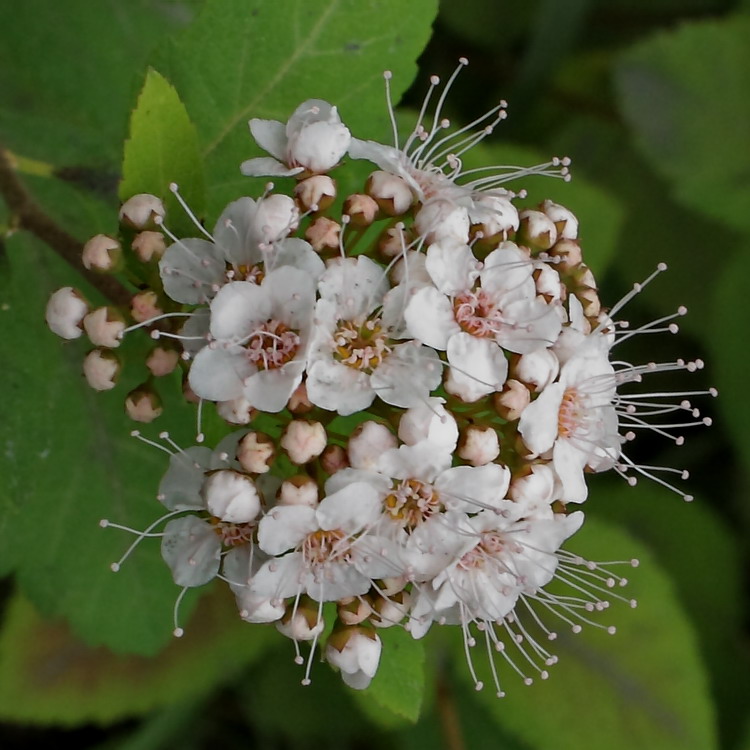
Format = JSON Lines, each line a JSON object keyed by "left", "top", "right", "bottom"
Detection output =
{"left": 46, "top": 61, "right": 714, "bottom": 694}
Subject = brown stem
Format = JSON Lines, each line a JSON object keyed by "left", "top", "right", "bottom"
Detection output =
{"left": 0, "top": 146, "right": 131, "bottom": 306}
{"left": 437, "top": 672, "right": 467, "bottom": 750}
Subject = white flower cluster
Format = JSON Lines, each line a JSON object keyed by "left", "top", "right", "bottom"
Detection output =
{"left": 48, "top": 62, "right": 713, "bottom": 694}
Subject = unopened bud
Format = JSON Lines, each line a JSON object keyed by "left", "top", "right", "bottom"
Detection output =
{"left": 325, "top": 626, "right": 382, "bottom": 691}
{"left": 366, "top": 171, "right": 413, "bottom": 216}
{"left": 541, "top": 199, "right": 578, "bottom": 240}
{"left": 493, "top": 379, "right": 531, "bottom": 421}
{"left": 281, "top": 420, "right": 327, "bottom": 464}
{"left": 470, "top": 191, "right": 519, "bottom": 242}
{"left": 549, "top": 239, "right": 582, "bottom": 270}
{"left": 512, "top": 349, "right": 560, "bottom": 392}
{"left": 294, "top": 175, "right": 336, "bottom": 212}
{"left": 457, "top": 424, "right": 500, "bottom": 466}
{"left": 83, "top": 307, "right": 125, "bottom": 348}
{"left": 82, "top": 348, "right": 120, "bottom": 391}
{"left": 124, "top": 386, "right": 163, "bottom": 423}
{"left": 344, "top": 193, "right": 379, "bottom": 227}
{"left": 201, "top": 470, "right": 260, "bottom": 523}
{"left": 276, "top": 597, "right": 324, "bottom": 641}
{"left": 45, "top": 287, "right": 88, "bottom": 339}
{"left": 237, "top": 431, "right": 275, "bottom": 474}
{"left": 278, "top": 476, "right": 319, "bottom": 507}
{"left": 130, "top": 290, "right": 163, "bottom": 324}
{"left": 415, "top": 199, "right": 470, "bottom": 244}
{"left": 82, "top": 234, "right": 121, "bottom": 272}
{"left": 533, "top": 263, "right": 565, "bottom": 303}
{"left": 119, "top": 193, "right": 165, "bottom": 230}
{"left": 338, "top": 597, "right": 372, "bottom": 626}
{"left": 305, "top": 216, "right": 340, "bottom": 252}
{"left": 370, "top": 590, "right": 409, "bottom": 628}
{"left": 146, "top": 346, "right": 180, "bottom": 377}
{"left": 288, "top": 382, "right": 313, "bottom": 414}
{"left": 132, "top": 230, "right": 166, "bottom": 262}
{"left": 321, "top": 444, "right": 349, "bottom": 475}
{"left": 517, "top": 209, "right": 557, "bottom": 251}
{"left": 378, "top": 224, "right": 412, "bottom": 260}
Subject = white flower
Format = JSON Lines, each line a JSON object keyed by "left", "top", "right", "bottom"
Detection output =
{"left": 188, "top": 267, "right": 315, "bottom": 412}
{"left": 252, "top": 482, "right": 395, "bottom": 602}
{"left": 242, "top": 99, "right": 351, "bottom": 177}
{"left": 306, "top": 256, "right": 442, "bottom": 415}
{"left": 518, "top": 344, "right": 620, "bottom": 502}
{"left": 161, "top": 515, "right": 222, "bottom": 587}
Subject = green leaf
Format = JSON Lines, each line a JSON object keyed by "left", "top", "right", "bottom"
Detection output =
{"left": 452, "top": 517, "right": 718, "bottom": 750}
{"left": 156, "top": 0, "right": 439, "bottom": 213}
{"left": 615, "top": 15, "right": 750, "bottom": 232}
{"left": 0, "top": 590, "right": 271, "bottom": 725}
{"left": 120, "top": 68, "right": 205, "bottom": 234}
{"left": 0, "top": 234, "right": 200, "bottom": 654}
{"left": 357, "top": 626, "right": 426, "bottom": 724}
{"left": 712, "top": 247, "right": 750, "bottom": 474}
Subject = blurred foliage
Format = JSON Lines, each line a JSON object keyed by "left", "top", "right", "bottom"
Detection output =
{"left": 1, "top": 0, "right": 749, "bottom": 749}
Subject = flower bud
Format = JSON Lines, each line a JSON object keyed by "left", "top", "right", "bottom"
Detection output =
{"left": 276, "top": 598, "right": 325, "bottom": 641}
{"left": 278, "top": 475, "right": 319, "bottom": 507}
{"left": 517, "top": 209, "right": 557, "bottom": 251}
{"left": 254, "top": 194, "right": 299, "bottom": 246}
{"left": 287, "top": 382, "right": 313, "bottom": 414}
{"left": 513, "top": 349, "right": 560, "bottom": 392}
{"left": 370, "top": 590, "right": 409, "bottom": 628}
{"left": 294, "top": 175, "right": 336, "bottom": 212}
{"left": 82, "top": 348, "right": 120, "bottom": 391}
{"left": 541, "top": 199, "right": 578, "bottom": 240}
{"left": 119, "top": 193, "right": 165, "bottom": 230}
{"left": 344, "top": 193, "right": 378, "bottom": 227}
{"left": 281, "top": 420, "right": 327, "bottom": 465}
{"left": 457, "top": 424, "right": 500, "bottom": 466}
{"left": 217, "top": 396, "right": 256, "bottom": 425}
{"left": 146, "top": 346, "right": 180, "bottom": 377}
{"left": 304, "top": 216, "right": 340, "bottom": 252}
{"left": 493, "top": 379, "right": 530, "bottom": 421}
{"left": 132, "top": 230, "right": 166, "bottom": 262}
{"left": 348, "top": 421, "right": 397, "bottom": 470}
{"left": 378, "top": 224, "right": 413, "bottom": 261}
{"left": 533, "top": 263, "right": 564, "bottom": 303}
{"left": 366, "top": 171, "right": 413, "bottom": 216}
{"left": 325, "top": 626, "right": 382, "bottom": 690}
{"left": 82, "top": 234, "right": 121, "bottom": 272}
{"left": 83, "top": 307, "right": 125, "bottom": 348}
{"left": 201, "top": 470, "right": 260, "bottom": 523}
{"left": 549, "top": 239, "right": 582, "bottom": 271}
{"left": 509, "top": 462, "right": 559, "bottom": 508}
{"left": 398, "top": 398, "right": 458, "bottom": 452}
{"left": 338, "top": 597, "right": 372, "bottom": 626}
{"left": 130, "top": 290, "right": 163, "bottom": 324}
{"left": 237, "top": 431, "right": 275, "bottom": 474}
{"left": 470, "top": 191, "right": 519, "bottom": 241}
{"left": 124, "top": 385, "right": 163, "bottom": 423}
{"left": 321, "top": 444, "right": 349, "bottom": 475}
{"left": 45, "top": 287, "right": 88, "bottom": 339}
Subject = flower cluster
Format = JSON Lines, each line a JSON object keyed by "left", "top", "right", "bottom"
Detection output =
{"left": 47, "top": 62, "right": 713, "bottom": 694}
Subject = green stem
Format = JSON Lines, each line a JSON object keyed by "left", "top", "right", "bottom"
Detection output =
{"left": 0, "top": 145, "right": 131, "bottom": 306}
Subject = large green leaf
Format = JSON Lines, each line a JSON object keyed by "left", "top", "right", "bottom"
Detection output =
{"left": 0, "top": 590, "right": 271, "bottom": 725}
{"left": 120, "top": 68, "right": 206, "bottom": 234}
{"left": 615, "top": 15, "right": 750, "bottom": 232}
{"left": 0, "top": 234, "right": 201, "bottom": 654}
{"left": 156, "top": 0, "right": 439, "bottom": 212}
{"left": 712, "top": 247, "right": 750, "bottom": 475}
{"left": 452, "top": 517, "right": 717, "bottom": 750}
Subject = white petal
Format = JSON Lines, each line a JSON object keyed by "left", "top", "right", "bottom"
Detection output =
{"left": 159, "top": 238, "right": 224, "bottom": 304}
{"left": 371, "top": 344, "right": 443, "bottom": 409}
{"left": 161, "top": 516, "right": 221, "bottom": 587}
{"left": 518, "top": 382, "right": 564, "bottom": 455}
{"left": 158, "top": 446, "right": 212, "bottom": 510}
{"left": 306, "top": 358, "right": 375, "bottom": 415}
{"left": 271, "top": 237, "right": 325, "bottom": 279}
{"left": 188, "top": 346, "right": 253, "bottom": 402}
{"left": 210, "top": 281, "right": 270, "bottom": 341}
{"left": 249, "top": 118, "right": 287, "bottom": 160}
{"left": 425, "top": 241, "right": 478, "bottom": 295}
{"left": 243, "top": 364, "right": 304, "bottom": 413}
{"left": 316, "top": 482, "right": 382, "bottom": 534}
{"left": 240, "top": 156, "right": 302, "bottom": 177}
{"left": 446, "top": 334, "right": 508, "bottom": 401}
{"left": 553, "top": 439, "right": 589, "bottom": 503}
{"left": 212, "top": 197, "right": 262, "bottom": 267}
{"left": 403, "top": 286, "right": 459, "bottom": 349}
{"left": 435, "top": 463, "right": 511, "bottom": 513}
{"left": 258, "top": 505, "right": 317, "bottom": 556}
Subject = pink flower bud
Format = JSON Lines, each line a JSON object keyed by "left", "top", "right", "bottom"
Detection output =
{"left": 82, "top": 234, "right": 120, "bottom": 272}
{"left": 82, "top": 348, "right": 120, "bottom": 391}
{"left": 281, "top": 420, "right": 327, "bottom": 464}
{"left": 119, "top": 193, "right": 165, "bottom": 230}
{"left": 45, "top": 287, "right": 88, "bottom": 339}
{"left": 83, "top": 307, "right": 125, "bottom": 348}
